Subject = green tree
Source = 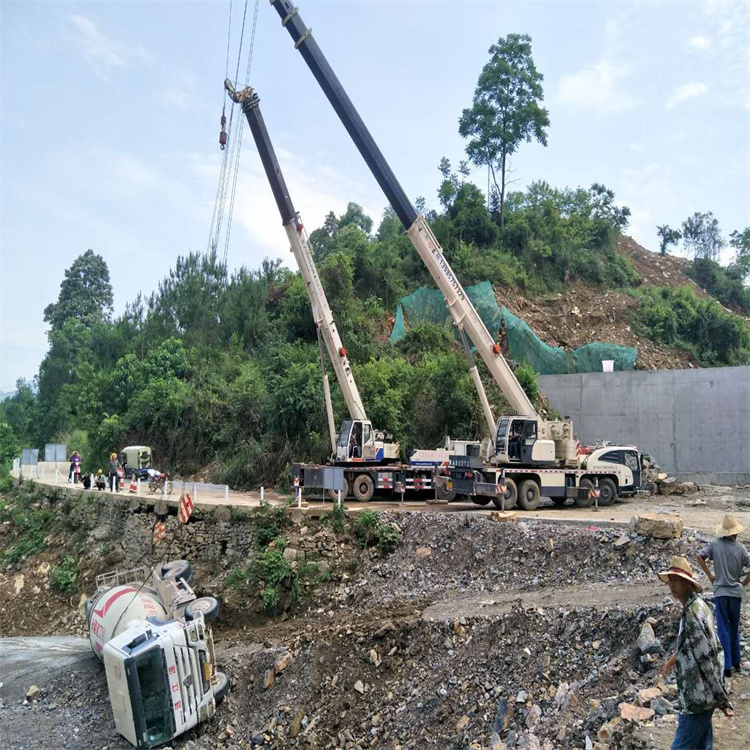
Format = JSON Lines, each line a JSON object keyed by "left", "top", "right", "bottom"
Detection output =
{"left": 43, "top": 249, "right": 113, "bottom": 331}
{"left": 730, "top": 227, "right": 750, "bottom": 279}
{"left": 459, "top": 33, "right": 550, "bottom": 229}
{"left": 0, "top": 422, "right": 19, "bottom": 467}
{"left": 681, "top": 212, "right": 725, "bottom": 260}
{"left": 656, "top": 225, "right": 682, "bottom": 256}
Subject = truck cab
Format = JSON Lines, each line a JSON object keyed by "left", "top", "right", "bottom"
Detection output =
{"left": 491, "top": 416, "right": 555, "bottom": 467}
{"left": 335, "top": 419, "right": 400, "bottom": 464}
{"left": 104, "top": 617, "right": 223, "bottom": 749}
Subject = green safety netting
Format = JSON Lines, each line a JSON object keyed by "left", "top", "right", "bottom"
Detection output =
{"left": 389, "top": 281, "right": 636, "bottom": 374}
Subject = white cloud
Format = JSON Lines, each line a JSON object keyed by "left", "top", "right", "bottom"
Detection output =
{"left": 686, "top": 35, "right": 710, "bottom": 50}
{"left": 664, "top": 82, "right": 709, "bottom": 110}
{"left": 67, "top": 15, "right": 150, "bottom": 79}
{"left": 557, "top": 59, "right": 643, "bottom": 117}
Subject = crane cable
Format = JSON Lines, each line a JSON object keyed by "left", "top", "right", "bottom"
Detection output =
{"left": 206, "top": 0, "right": 261, "bottom": 269}
{"left": 222, "top": 0, "right": 260, "bottom": 268}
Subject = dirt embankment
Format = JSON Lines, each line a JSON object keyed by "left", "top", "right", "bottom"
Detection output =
{"left": 496, "top": 236, "right": 703, "bottom": 371}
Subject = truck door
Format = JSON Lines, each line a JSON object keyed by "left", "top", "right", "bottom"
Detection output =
{"left": 624, "top": 450, "right": 641, "bottom": 489}
{"left": 519, "top": 420, "right": 538, "bottom": 464}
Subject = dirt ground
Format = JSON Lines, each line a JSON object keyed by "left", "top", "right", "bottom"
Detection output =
{"left": 3, "top": 482, "right": 750, "bottom": 749}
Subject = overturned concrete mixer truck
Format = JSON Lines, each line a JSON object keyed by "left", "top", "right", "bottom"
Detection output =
{"left": 85, "top": 560, "right": 227, "bottom": 748}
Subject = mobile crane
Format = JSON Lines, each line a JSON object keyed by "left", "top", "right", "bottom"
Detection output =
{"left": 225, "top": 80, "right": 475, "bottom": 502}
{"left": 267, "top": 0, "right": 644, "bottom": 510}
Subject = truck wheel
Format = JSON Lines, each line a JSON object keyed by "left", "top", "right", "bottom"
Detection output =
{"left": 492, "top": 477, "right": 517, "bottom": 510}
{"left": 472, "top": 496, "right": 491, "bottom": 506}
{"left": 161, "top": 560, "right": 194, "bottom": 587}
{"left": 213, "top": 671, "right": 229, "bottom": 704}
{"left": 517, "top": 479, "right": 542, "bottom": 511}
{"left": 352, "top": 474, "right": 375, "bottom": 502}
{"left": 327, "top": 479, "right": 350, "bottom": 502}
{"left": 598, "top": 477, "right": 618, "bottom": 507}
{"left": 185, "top": 596, "right": 220, "bottom": 623}
{"left": 436, "top": 484, "right": 456, "bottom": 502}
{"left": 576, "top": 478, "right": 595, "bottom": 508}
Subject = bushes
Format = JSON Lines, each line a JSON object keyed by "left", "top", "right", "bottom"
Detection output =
{"left": 51, "top": 556, "right": 79, "bottom": 592}
{"left": 688, "top": 258, "right": 750, "bottom": 315}
{"left": 634, "top": 287, "right": 750, "bottom": 366}
{"left": 353, "top": 510, "right": 401, "bottom": 555}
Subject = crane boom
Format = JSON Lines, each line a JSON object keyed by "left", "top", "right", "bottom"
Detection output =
{"left": 226, "top": 82, "right": 367, "bottom": 424}
{"left": 268, "top": 0, "right": 536, "bottom": 422}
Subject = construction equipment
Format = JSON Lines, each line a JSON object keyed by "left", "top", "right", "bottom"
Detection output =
{"left": 85, "top": 561, "right": 226, "bottom": 748}
{"left": 225, "top": 80, "right": 476, "bottom": 501}
{"left": 224, "top": 80, "right": 398, "bottom": 468}
{"left": 267, "top": 0, "right": 644, "bottom": 509}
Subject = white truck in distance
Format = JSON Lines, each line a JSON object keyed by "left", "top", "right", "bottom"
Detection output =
{"left": 85, "top": 560, "right": 227, "bottom": 748}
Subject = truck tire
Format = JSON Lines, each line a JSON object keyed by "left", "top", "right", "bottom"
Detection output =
{"left": 492, "top": 477, "right": 517, "bottom": 510}
{"left": 161, "top": 560, "right": 194, "bottom": 588}
{"left": 436, "top": 484, "right": 456, "bottom": 501}
{"left": 213, "top": 671, "right": 230, "bottom": 704}
{"left": 472, "top": 496, "right": 491, "bottom": 506}
{"left": 327, "top": 479, "right": 350, "bottom": 502}
{"left": 598, "top": 477, "right": 618, "bottom": 507}
{"left": 517, "top": 479, "right": 542, "bottom": 511}
{"left": 576, "top": 478, "right": 595, "bottom": 508}
{"left": 352, "top": 474, "right": 375, "bottom": 502}
{"left": 185, "top": 596, "right": 220, "bottom": 623}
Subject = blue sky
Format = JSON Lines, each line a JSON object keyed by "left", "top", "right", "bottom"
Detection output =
{"left": 1, "top": 0, "right": 748, "bottom": 391}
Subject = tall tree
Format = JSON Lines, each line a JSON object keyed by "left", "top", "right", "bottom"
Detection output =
{"left": 656, "top": 225, "right": 682, "bottom": 256}
{"left": 459, "top": 33, "right": 549, "bottom": 229}
{"left": 43, "top": 249, "right": 113, "bottom": 331}
{"left": 681, "top": 212, "right": 725, "bottom": 260}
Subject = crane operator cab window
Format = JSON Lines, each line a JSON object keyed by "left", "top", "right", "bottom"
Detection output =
{"left": 497, "top": 417, "right": 538, "bottom": 463}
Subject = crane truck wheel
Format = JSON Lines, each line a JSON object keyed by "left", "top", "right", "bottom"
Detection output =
{"left": 213, "top": 671, "right": 230, "bottom": 704}
{"left": 471, "top": 496, "right": 492, "bottom": 506}
{"left": 517, "top": 479, "right": 542, "bottom": 511}
{"left": 185, "top": 596, "right": 220, "bottom": 623}
{"left": 492, "top": 477, "right": 517, "bottom": 510}
{"left": 352, "top": 474, "right": 375, "bottom": 502}
{"left": 597, "top": 477, "right": 618, "bottom": 507}
{"left": 576, "top": 479, "right": 595, "bottom": 508}
{"left": 327, "top": 479, "right": 350, "bottom": 502}
{"left": 161, "top": 560, "right": 194, "bottom": 587}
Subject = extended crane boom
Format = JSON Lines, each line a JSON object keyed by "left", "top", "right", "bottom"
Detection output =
{"left": 225, "top": 81, "right": 366, "bottom": 429}
{"left": 268, "top": 0, "right": 536, "bottom": 427}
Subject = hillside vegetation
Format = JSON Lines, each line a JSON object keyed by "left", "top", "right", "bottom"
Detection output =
{"left": 2, "top": 174, "right": 749, "bottom": 488}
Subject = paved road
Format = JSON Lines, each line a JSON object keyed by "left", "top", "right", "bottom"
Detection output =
{"left": 13, "top": 464, "right": 750, "bottom": 537}
{"left": 0, "top": 636, "right": 95, "bottom": 701}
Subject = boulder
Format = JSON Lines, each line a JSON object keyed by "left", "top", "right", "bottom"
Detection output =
{"left": 619, "top": 702, "right": 655, "bottom": 723}
{"left": 633, "top": 514, "right": 683, "bottom": 539}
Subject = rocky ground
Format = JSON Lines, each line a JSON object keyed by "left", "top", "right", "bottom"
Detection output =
{"left": 3, "top": 490, "right": 750, "bottom": 750}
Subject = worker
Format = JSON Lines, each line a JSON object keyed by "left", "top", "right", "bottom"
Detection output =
{"left": 659, "top": 556, "right": 732, "bottom": 750}
{"left": 81, "top": 472, "right": 92, "bottom": 490}
{"left": 697, "top": 514, "right": 750, "bottom": 678}
{"left": 95, "top": 469, "right": 107, "bottom": 491}
{"left": 108, "top": 453, "right": 121, "bottom": 492}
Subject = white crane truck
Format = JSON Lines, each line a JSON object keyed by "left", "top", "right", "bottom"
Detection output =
{"left": 225, "top": 80, "right": 478, "bottom": 502}
{"left": 85, "top": 560, "right": 227, "bottom": 748}
{"left": 267, "top": 0, "right": 644, "bottom": 510}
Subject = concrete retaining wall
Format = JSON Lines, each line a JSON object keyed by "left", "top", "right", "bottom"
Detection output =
{"left": 539, "top": 366, "right": 750, "bottom": 485}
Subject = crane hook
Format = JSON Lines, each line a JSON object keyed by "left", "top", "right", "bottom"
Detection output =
{"left": 219, "top": 107, "right": 228, "bottom": 150}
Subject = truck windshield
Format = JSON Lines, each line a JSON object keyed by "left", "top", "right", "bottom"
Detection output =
{"left": 337, "top": 420, "right": 353, "bottom": 447}
{"left": 134, "top": 647, "right": 175, "bottom": 745}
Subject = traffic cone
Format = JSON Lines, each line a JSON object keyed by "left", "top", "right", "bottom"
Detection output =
{"left": 129, "top": 474, "right": 138, "bottom": 493}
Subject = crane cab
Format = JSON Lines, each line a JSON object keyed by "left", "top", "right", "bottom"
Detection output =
{"left": 492, "top": 416, "right": 555, "bottom": 467}
{"left": 335, "top": 419, "right": 400, "bottom": 464}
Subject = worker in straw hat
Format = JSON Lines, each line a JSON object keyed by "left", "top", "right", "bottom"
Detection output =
{"left": 697, "top": 514, "right": 750, "bottom": 678}
{"left": 659, "top": 556, "right": 732, "bottom": 750}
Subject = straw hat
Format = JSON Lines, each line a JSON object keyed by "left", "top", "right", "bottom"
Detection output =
{"left": 715, "top": 514, "right": 745, "bottom": 538}
{"left": 658, "top": 556, "right": 702, "bottom": 592}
